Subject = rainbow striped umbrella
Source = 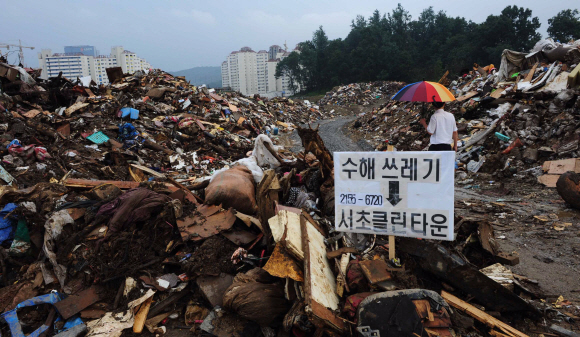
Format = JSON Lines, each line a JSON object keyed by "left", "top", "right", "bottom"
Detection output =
{"left": 391, "top": 81, "right": 456, "bottom": 102}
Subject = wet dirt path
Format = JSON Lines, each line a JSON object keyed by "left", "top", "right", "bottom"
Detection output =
{"left": 279, "top": 116, "right": 374, "bottom": 154}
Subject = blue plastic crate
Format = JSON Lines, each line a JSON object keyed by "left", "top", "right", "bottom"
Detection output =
{"left": 87, "top": 131, "right": 110, "bottom": 144}
{"left": 494, "top": 132, "right": 510, "bottom": 142}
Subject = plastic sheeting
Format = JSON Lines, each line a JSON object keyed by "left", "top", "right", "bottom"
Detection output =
{"left": 253, "top": 134, "right": 282, "bottom": 169}
{"left": 495, "top": 49, "right": 527, "bottom": 84}
{"left": 43, "top": 210, "right": 74, "bottom": 288}
{"left": 0, "top": 203, "right": 17, "bottom": 244}
{"left": 1, "top": 292, "right": 85, "bottom": 337}
{"left": 532, "top": 38, "right": 558, "bottom": 53}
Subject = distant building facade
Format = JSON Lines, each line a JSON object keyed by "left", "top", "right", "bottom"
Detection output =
{"left": 38, "top": 46, "right": 151, "bottom": 85}
{"left": 221, "top": 45, "right": 298, "bottom": 97}
{"left": 64, "top": 45, "right": 96, "bottom": 57}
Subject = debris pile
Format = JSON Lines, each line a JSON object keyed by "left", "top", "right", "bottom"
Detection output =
{"left": 348, "top": 39, "right": 580, "bottom": 183}
{"left": 318, "top": 81, "right": 405, "bottom": 107}
{"left": 0, "top": 63, "right": 327, "bottom": 188}
{"left": 0, "top": 54, "right": 577, "bottom": 336}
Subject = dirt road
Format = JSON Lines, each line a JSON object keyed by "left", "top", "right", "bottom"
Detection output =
{"left": 280, "top": 116, "right": 374, "bottom": 153}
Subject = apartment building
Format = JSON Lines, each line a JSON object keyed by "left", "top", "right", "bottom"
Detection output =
{"left": 38, "top": 46, "right": 151, "bottom": 85}
{"left": 221, "top": 45, "right": 297, "bottom": 97}
{"left": 64, "top": 45, "right": 96, "bottom": 57}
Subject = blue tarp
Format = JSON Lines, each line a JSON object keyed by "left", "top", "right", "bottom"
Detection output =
{"left": 120, "top": 107, "right": 139, "bottom": 119}
{"left": 1, "top": 292, "right": 84, "bottom": 337}
{"left": 0, "top": 203, "right": 17, "bottom": 244}
{"left": 118, "top": 123, "right": 139, "bottom": 140}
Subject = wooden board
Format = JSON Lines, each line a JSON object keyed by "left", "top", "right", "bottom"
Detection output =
{"left": 538, "top": 174, "right": 560, "bottom": 188}
{"left": 268, "top": 210, "right": 304, "bottom": 260}
{"left": 326, "top": 247, "right": 358, "bottom": 260}
{"left": 263, "top": 244, "right": 304, "bottom": 282}
{"left": 441, "top": 291, "right": 528, "bottom": 337}
{"left": 177, "top": 205, "right": 236, "bottom": 241}
{"left": 490, "top": 88, "right": 504, "bottom": 99}
{"left": 359, "top": 259, "right": 392, "bottom": 284}
{"left": 54, "top": 285, "right": 105, "bottom": 319}
{"left": 133, "top": 296, "right": 154, "bottom": 333}
{"left": 546, "top": 158, "right": 580, "bottom": 175}
{"left": 301, "top": 214, "right": 344, "bottom": 332}
{"left": 456, "top": 91, "right": 479, "bottom": 102}
{"left": 336, "top": 253, "right": 350, "bottom": 297}
{"left": 413, "top": 299, "right": 434, "bottom": 322}
{"left": 524, "top": 63, "right": 539, "bottom": 82}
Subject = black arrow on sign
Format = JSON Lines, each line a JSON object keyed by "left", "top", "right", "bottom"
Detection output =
{"left": 387, "top": 181, "right": 403, "bottom": 206}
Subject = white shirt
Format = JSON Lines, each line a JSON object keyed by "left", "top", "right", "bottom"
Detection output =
{"left": 427, "top": 109, "right": 458, "bottom": 145}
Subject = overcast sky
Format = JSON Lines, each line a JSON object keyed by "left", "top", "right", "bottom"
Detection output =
{"left": 1, "top": 0, "right": 577, "bottom": 71}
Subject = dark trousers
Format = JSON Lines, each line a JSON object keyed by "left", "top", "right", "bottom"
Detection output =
{"left": 429, "top": 144, "right": 453, "bottom": 151}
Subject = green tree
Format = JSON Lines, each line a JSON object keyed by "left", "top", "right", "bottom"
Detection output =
{"left": 548, "top": 9, "right": 580, "bottom": 42}
{"left": 500, "top": 5, "right": 541, "bottom": 51}
{"left": 275, "top": 51, "right": 302, "bottom": 94}
{"left": 277, "top": 5, "right": 543, "bottom": 95}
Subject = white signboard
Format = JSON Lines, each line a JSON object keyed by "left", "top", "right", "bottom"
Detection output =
{"left": 334, "top": 151, "right": 455, "bottom": 241}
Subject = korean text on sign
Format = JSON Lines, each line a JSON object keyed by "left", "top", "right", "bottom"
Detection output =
{"left": 334, "top": 151, "right": 455, "bottom": 241}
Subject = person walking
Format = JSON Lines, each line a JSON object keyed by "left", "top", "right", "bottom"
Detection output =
{"left": 419, "top": 97, "right": 458, "bottom": 151}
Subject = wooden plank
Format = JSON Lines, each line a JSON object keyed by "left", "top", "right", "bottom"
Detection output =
{"left": 269, "top": 210, "right": 304, "bottom": 260}
{"left": 543, "top": 161, "right": 552, "bottom": 172}
{"left": 524, "top": 63, "right": 539, "bottom": 82}
{"left": 263, "top": 244, "right": 304, "bottom": 282}
{"left": 326, "top": 247, "right": 358, "bottom": 260}
{"left": 490, "top": 88, "right": 504, "bottom": 99}
{"left": 64, "top": 178, "right": 141, "bottom": 189}
{"left": 456, "top": 91, "right": 479, "bottom": 102}
{"left": 301, "top": 214, "right": 344, "bottom": 332}
{"left": 413, "top": 299, "right": 434, "bottom": 322}
{"left": 359, "top": 259, "right": 392, "bottom": 284}
{"left": 54, "top": 285, "right": 105, "bottom": 320}
{"left": 336, "top": 253, "right": 350, "bottom": 297}
{"left": 537, "top": 174, "right": 560, "bottom": 188}
{"left": 441, "top": 291, "right": 528, "bottom": 337}
{"left": 130, "top": 164, "right": 165, "bottom": 178}
{"left": 547, "top": 158, "right": 580, "bottom": 175}
{"left": 438, "top": 70, "right": 449, "bottom": 84}
{"left": 389, "top": 235, "right": 396, "bottom": 260}
{"left": 133, "top": 296, "right": 154, "bottom": 333}
{"left": 177, "top": 206, "right": 236, "bottom": 241}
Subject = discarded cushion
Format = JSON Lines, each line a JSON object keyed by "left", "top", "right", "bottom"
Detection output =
{"left": 205, "top": 166, "right": 257, "bottom": 214}
{"left": 97, "top": 188, "right": 172, "bottom": 232}
{"left": 346, "top": 258, "right": 369, "bottom": 293}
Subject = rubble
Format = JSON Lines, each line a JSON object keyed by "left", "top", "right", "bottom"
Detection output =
{"left": 347, "top": 39, "right": 580, "bottom": 190}
{"left": 319, "top": 81, "right": 405, "bottom": 107}
{"left": 0, "top": 42, "right": 578, "bottom": 337}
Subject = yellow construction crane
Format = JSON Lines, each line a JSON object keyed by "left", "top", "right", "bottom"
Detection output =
{"left": 0, "top": 40, "right": 35, "bottom": 66}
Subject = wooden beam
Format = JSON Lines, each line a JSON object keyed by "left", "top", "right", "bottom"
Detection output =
{"left": 64, "top": 178, "right": 141, "bottom": 189}
{"left": 523, "top": 63, "right": 539, "bottom": 82}
{"left": 133, "top": 296, "right": 154, "bottom": 333}
{"left": 441, "top": 291, "right": 528, "bottom": 337}
{"left": 389, "top": 235, "right": 396, "bottom": 260}
{"left": 387, "top": 146, "right": 396, "bottom": 260}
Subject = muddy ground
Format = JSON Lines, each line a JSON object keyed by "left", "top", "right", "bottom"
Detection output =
{"left": 279, "top": 101, "right": 580, "bottom": 304}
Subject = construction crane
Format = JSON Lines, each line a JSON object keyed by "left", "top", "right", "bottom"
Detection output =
{"left": 0, "top": 40, "right": 35, "bottom": 66}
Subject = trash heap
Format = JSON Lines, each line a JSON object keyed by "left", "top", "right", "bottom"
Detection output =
{"left": 318, "top": 81, "right": 405, "bottom": 107}
{"left": 0, "top": 58, "right": 577, "bottom": 336}
{"left": 349, "top": 38, "right": 580, "bottom": 181}
{"left": 0, "top": 63, "right": 327, "bottom": 189}
{"left": 0, "top": 114, "right": 575, "bottom": 336}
